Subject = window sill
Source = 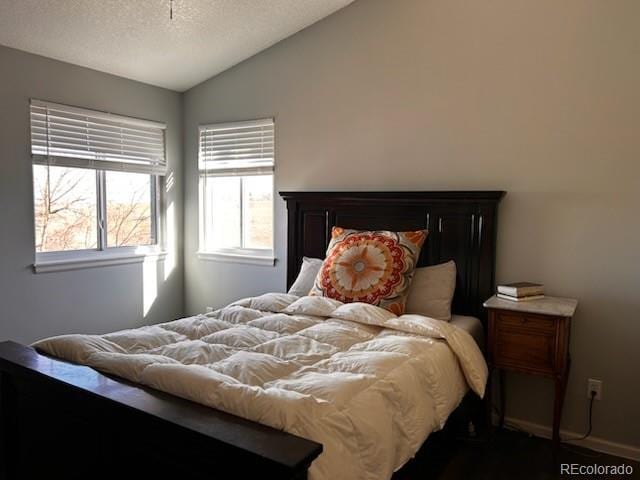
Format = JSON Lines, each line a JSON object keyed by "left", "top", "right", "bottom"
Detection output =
{"left": 34, "top": 249, "right": 167, "bottom": 273}
{"left": 197, "top": 251, "right": 276, "bottom": 266}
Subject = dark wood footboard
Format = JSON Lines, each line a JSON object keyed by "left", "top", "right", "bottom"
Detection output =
{"left": 0, "top": 341, "right": 322, "bottom": 480}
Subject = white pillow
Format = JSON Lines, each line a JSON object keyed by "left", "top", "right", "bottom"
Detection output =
{"left": 405, "top": 260, "right": 456, "bottom": 321}
{"left": 287, "top": 257, "right": 323, "bottom": 297}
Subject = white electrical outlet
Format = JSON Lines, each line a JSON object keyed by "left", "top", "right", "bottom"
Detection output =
{"left": 587, "top": 378, "right": 602, "bottom": 400}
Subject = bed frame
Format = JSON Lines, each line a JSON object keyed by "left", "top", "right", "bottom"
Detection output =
{"left": 0, "top": 191, "right": 503, "bottom": 480}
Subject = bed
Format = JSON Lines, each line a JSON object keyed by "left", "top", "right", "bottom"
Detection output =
{"left": 0, "top": 190, "right": 504, "bottom": 480}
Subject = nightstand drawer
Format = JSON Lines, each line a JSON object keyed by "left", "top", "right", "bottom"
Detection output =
{"left": 496, "top": 311, "right": 556, "bottom": 334}
{"left": 493, "top": 323, "right": 555, "bottom": 375}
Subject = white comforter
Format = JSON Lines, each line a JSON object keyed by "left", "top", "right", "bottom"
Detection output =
{"left": 34, "top": 294, "right": 487, "bottom": 480}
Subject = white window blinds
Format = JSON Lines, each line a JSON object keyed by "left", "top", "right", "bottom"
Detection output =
{"left": 199, "top": 118, "right": 274, "bottom": 176}
{"left": 30, "top": 99, "right": 167, "bottom": 175}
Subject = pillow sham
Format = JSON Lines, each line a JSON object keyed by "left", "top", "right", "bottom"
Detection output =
{"left": 404, "top": 260, "right": 456, "bottom": 321}
{"left": 287, "top": 257, "right": 323, "bottom": 297}
{"left": 309, "top": 227, "right": 427, "bottom": 315}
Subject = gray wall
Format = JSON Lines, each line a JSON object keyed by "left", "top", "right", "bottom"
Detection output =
{"left": 183, "top": 0, "right": 640, "bottom": 448}
{"left": 0, "top": 45, "right": 184, "bottom": 343}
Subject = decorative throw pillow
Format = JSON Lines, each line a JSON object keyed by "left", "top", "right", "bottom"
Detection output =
{"left": 309, "top": 227, "right": 427, "bottom": 315}
{"left": 405, "top": 260, "right": 457, "bottom": 321}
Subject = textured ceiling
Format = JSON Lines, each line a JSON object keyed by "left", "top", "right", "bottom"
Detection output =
{"left": 0, "top": 0, "right": 353, "bottom": 91}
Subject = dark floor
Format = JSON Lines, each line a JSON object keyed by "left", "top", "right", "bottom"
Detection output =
{"left": 394, "top": 428, "right": 639, "bottom": 480}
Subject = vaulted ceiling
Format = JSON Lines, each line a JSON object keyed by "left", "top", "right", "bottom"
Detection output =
{"left": 0, "top": 0, "right": 354, "bottom": 91}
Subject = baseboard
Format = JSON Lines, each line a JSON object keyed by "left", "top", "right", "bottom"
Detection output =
{"left": 502, "top": 416, "right": 640, "bottom": 462}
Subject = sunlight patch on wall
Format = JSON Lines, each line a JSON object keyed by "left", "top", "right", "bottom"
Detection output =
{"left": 143, "top": 256, "right": 158, "bottom": 317}
{"left": 165, "top": 171, "right": 175, "bottom": 194}
{"left": 164, "top": 201, "right": 176, "bottom": 281}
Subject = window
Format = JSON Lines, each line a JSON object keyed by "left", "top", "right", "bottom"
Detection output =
{"left": 30, "top": 99, "right": 165, "bottom": 267}
{"left": 198, "top": 118, "right": 274, "bottom": 264}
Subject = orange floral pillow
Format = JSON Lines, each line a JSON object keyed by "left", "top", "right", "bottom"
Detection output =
{"left": 309, "top": 227, "right": 428, "bottom": 315}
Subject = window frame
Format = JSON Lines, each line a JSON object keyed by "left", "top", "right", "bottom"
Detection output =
{"left": 197, "top": 173, "right": 275, "bottom": 266}
{"left": 30, "top": 99, "right": 167, "bottom": 272}
{"left": 33, "top": 168, "right": 164, "bottom": 273}
{"left": 197, "top": 118, "right": 275, "bottom": 266}
{"left": 100, "top": 170, "right": 160, "bottom": 250}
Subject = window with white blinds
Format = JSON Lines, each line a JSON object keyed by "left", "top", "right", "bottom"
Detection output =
{"left": 30, "top": 99, "right": 164, "bottom": 259}
{"left": 198, "top": 118, "right": 275, "bottom": 262}
{"left": 30, "top": 99, "right": 167, "bottom": 175}
{"left": 198, "top": 118, "right": 274, "bottom": 176}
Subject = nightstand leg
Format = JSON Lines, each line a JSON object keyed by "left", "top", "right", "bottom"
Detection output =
{"left": 485, "top": 367, "right": 493, "bottom": 432}
{"left": 552, "top": 368, "right": 569, "bottom": 447}
{"left": 499, "top": 370, "right": 506, "bottom": 429}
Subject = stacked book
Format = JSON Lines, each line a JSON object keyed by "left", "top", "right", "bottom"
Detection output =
{"left": 497, "top": 282, "right": 545, "bottom": 302}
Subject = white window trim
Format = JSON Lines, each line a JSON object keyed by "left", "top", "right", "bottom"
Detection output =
{"left": 197, "top": 250, "right": 275, "bottom": 266}
{"left": 34, "top": 246, "right": 167, "bottom": 273}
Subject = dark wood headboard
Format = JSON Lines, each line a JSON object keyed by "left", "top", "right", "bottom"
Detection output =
{"left": 279, "top": 191, "right": 505, "bottom": 322}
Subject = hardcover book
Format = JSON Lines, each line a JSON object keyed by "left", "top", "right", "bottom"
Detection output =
{"left": 497, "top": 293, "right": 545, "bottom": 302}
{"left": 497, "top": 282, "right": 544, "bottom": 298}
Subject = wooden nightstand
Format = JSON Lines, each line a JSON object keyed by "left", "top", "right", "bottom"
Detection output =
{"left": 483, "top": 295, "right": 578, "bottom": 447}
